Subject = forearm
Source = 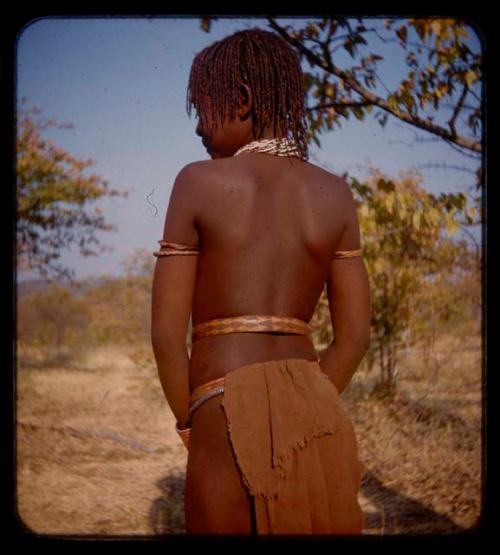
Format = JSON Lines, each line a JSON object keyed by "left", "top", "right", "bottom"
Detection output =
{"left": 151, "top": 338, "right": 191, "bottom": 427}
{"left": 318, "top": 338, "right": 369, "bottom": 395}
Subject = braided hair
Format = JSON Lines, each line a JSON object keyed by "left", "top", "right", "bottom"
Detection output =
{"left": 186, "top": 28, "right": 309, "bottom": 161}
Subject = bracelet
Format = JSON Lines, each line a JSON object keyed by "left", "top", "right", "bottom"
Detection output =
{"left": 175, "top": 422, "right": 191, "bottom": 449}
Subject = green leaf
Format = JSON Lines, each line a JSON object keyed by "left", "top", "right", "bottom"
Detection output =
{"left": 428, "top": 207, "right": 440, "bottom": 225}
{"left": 353, "top": 107, "right": 365, "bottom": 120}
{"left": 343, "top": 40, "right": 354, "bottom": 57}
{"left": 396, "top": 25, "right": 408, "bottom": 44}
{"left": 359, "top": 203, "right": 370, "bottom": 218}
{"left": 200, "top": 17, "right": 212, "bottom": 33}
{"left": 385, "top": 193, "right": 395, "bottom": 213}
{"left": 306, "top": 23, "right": 319, "bottom": 38}
{"left": 387, "top": 94, "right": 399, "bottom": 111}
{"left": 377, "top": 178, "right": 396, "bottom": 193}
{"left": 465, "top": 69, "right": 476, "bottom": 86}
{"left": 412, "top": 211, "right": 421, "bottom": 230}
{"left": 445, "top": 212, "right": 460, "bottom": 236}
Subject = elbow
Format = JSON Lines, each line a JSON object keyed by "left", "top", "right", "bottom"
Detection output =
{"left": 363, "top": 329, "right": 371, "bottom": 351}
{"left": 358, "top": 327, "right": 371, "bottom": 354}
{"left": 362, "top": 334, "right": 371, "bottom": 355}
{"left": 151, "top": 331, "right": 187, "bottom": 353}
{"left": 333, "top": 331, "right": 371, "bottom": 354}
{"left": 354, "top": 334, "right": 371, "bottom": 356}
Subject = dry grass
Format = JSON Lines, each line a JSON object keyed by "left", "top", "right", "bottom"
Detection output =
{"left": 16, "top": 344, "right": 187, "bottom": 536}
{"left": 346, "top": 329, "right": 483, "bottom": 534}
{"left": 16, "top": 330, "right": 483, "bottom": 536}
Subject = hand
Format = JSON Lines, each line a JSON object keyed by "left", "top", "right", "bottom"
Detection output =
{"left": 176, "top": 420, "right": 191, "bottom": 430}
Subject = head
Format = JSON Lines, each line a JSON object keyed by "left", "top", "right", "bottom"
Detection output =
{"left": 186, "top": 28, "right": 309, "bottom": 160}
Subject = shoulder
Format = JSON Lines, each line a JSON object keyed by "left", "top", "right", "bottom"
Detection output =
{"left": 175, "top": 159, "right": 228, "bottom": 182}
{"left": 169, "top": 160, "right": 229, "bottom": 219}
{"left": 305, "top": 161, "right": 355, "bottom": 204}
{"left": 173, "top": 158, "right": 234, "bottom": 197}
{"left": 169, "top": 160, "right": 211, "bottom": 194}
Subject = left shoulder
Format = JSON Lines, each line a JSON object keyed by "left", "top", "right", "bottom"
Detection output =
{"left": 173, "top": 158, "right": 230, "bottom": 191}
{"left": 175, "top": 158, "right": 226, "bottom": 179}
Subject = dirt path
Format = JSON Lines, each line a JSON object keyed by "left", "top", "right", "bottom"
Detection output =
{"left": 17, "top": 345, "right": 187, "bottom": 535}
{"left": 16, "top": 342, "right": 482, "bottom": 536}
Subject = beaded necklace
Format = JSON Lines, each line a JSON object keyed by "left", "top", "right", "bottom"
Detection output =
{"left": 233, "top": 137, "right": 307, "bottom": 161}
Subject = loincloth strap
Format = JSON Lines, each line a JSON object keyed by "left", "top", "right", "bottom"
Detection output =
{"left": 189, "top": 376, "right": 226, "bottom": 419}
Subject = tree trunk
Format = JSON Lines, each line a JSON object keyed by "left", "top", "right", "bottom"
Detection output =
{"left": 366, "top": 347, "right": 375, "bottom": 373}
{"left": 387, "top": 339, "right": 398, "bottom": 395}
{"left": 379, "top": 339, "right": 386, "bottom": 388}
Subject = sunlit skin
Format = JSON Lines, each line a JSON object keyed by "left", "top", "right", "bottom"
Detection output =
{"left": 151, "top": 81, "right": 372, "bottom": 534}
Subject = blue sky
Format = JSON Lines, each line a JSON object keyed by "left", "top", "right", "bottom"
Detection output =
{"left": 16, "top": 16, "right": 482, "bottom": 282}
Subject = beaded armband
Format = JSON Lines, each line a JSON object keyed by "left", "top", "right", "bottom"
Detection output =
{"left": 153, "top": 240, "right": 199, "bottom": 257}
{"left": 332, "top": 248, "right": 363, "bottom": 259}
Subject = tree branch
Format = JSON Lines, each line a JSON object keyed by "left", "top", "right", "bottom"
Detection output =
{"left": 307, "top": 99, "right": 374, "bottom": 112}
{"left": 267, "top": 17, "right": 482, "bottom": 153}
{"left": 448, "top": 82, "right": 469, "bottom": 138}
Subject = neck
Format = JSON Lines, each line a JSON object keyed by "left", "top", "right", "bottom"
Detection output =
{"left": 240, "top": 126, "right": 287, "bottom": 148}
{"left": 233, "top": 136, "right": 305, "bottom": 160}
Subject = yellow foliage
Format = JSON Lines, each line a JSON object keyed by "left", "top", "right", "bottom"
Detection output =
{"left": 16, "top": 98, "right": 127, "bottom": 282}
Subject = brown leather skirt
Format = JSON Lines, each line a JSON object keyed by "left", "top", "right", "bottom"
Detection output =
{"left": 189, "top": 357, "right": 367, "bottom": 535}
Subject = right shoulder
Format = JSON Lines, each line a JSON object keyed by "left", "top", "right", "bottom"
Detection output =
{"left": 306, "top": 161, "right": 356, "bottom": 210}
{"left": 305, "top": 163, "right": 360, "bottom": 248}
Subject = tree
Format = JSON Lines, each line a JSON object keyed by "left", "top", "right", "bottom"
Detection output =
{"left": 351, "top": 169, "right": 473, "bottom": 394}
{"left": 17, "top": 285, "right": 91, "bottom": 348}
{"left": 201, "top": 17, "right": 482, "bottom": 158}
{"left": 307, "top": 166, "right": 476, "bottom": 395}
{"left": 76, "top": 249, "right": 155, "bottom": 346}
{"left": 408, "top": 237, "right": 481, "bottom": 369}
{"left": 199, "top": 17, "right": 483, "bottom": 252}
{"left": 196, "top": 18, "right": 482, "bottom": 395}
{"left": 16, "top": 98, "right": 128, "bottom": 283}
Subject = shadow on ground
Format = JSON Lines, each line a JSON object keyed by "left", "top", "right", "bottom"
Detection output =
{"left": 150, "top": 474, "right": 186, "bottom": 535}
{"left": 360, "top": 471, "right": 468, "bottom": 535}
{"left": 149, "top": 469, "right": 469, "bottom": 536}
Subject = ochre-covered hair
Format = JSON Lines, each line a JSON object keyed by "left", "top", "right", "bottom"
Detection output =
{"left": 186, "top": 27, "right": 309, "bottom": 161}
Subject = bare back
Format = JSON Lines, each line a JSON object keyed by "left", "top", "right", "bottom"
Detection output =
{"left": 189, "top": 153, "right": 352, "bottom": 391}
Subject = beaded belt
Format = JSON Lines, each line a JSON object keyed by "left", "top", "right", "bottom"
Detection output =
{"left": 188, "top": 376, "right": 226, "bottom": 420}
{"left": 189, "top": 315, "right": 313, "bottom": 418}
{"left": 191, "top": 314, "right": 312, "bottom": 343}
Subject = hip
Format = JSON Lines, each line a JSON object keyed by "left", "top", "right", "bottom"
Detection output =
{"left": 189, "top": 332, "right": 318, "bottom": 393}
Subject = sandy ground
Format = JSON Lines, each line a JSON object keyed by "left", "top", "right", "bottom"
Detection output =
{"left": 16, "top": 336, "right": 483, "bottom": 537}
{"left": 16, "top": 345, "right": 187, "bottom": 536}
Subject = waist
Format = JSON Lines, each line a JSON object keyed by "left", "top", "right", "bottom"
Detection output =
{"left": 191, "top": 314, "right": 313, "bottom": 343}
{"left": 188, "top": 355, "right": 321, "bottom": 421}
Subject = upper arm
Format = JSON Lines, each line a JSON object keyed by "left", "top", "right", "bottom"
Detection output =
{"left": 151, "top": 163, "right": 201, "bottom": 344}
{"left": 326, "top": 180, "right": 371, "bottom": 346}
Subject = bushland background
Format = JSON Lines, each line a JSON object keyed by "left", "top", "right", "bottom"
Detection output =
{"left": 15, "top": 16, "right": 484, "bottom": 535}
